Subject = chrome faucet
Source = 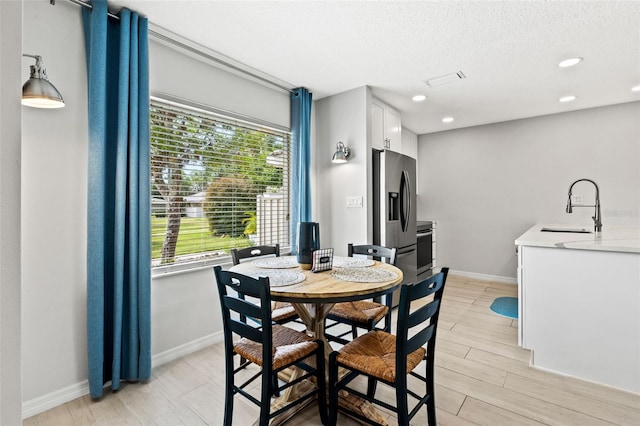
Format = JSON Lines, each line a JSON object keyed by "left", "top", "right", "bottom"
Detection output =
{"left": 566, "top": 178, "right": 602, "bottom": 233}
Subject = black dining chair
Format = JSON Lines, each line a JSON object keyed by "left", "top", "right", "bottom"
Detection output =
{"left": 214, "top": 266, "right": 327, "bottom": 426}
{"left": 324, "top": 244, "right": 397, "bottom": 345}
{"left": 230, "top": 244, "right": 299, "bottom": 325}
{"left": 328, "top": 267, "right": 449, "bottom": 426}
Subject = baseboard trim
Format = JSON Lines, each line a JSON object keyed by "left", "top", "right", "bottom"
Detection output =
{"left": 22, "top": 331, "right": 223, "bottom": 420}
{"left": 152, "top": 331, "right": 223, "bottom": 367}
{"left": 450, "top": 269, "right": 517, "bottom": 285}
{"left": 22, "top": 380, "right": 90, "bottom": 420}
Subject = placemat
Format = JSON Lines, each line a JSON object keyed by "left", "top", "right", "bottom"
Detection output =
{"left": 251, "top": 256, "right": 299, "bottom": 269}
{"left": 330, "top": 267, "right": 398, "bottom": 283}
{"left": 333, "top": 256, "right": 375, "bottom": 268}
{"left": 243, "top": 268, "right": 306, "bottom": 287}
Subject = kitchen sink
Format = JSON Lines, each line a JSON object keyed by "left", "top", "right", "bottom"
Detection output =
{"left": 540, "top": 227, "right": 592, "bottom": 234}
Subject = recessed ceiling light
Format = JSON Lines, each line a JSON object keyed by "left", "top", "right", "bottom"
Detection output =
{"left": 558, "top": 57, "right": 583, "bottom": 68}
{"left": 632, "top": 85, "right": 640, "bottom": 93}
{"left": 442, "top": 117, "right": 454, "bottom": 123}
{"left": 412, "top": 95, "right": 427, "bottom": 102}
{"left": 559, "top": 95, "right": 577, "bottom": 103}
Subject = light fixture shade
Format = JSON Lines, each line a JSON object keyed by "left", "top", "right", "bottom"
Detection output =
{"left": 332, "top": 150, "right": 347, "bottom": 163}
{"left": 22, "top": 56, "right": 65, "bottom": 109}
{"left": 331, "top": 142, "right": 350, "bottom": 164}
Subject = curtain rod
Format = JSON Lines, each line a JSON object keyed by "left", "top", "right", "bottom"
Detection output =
{"left": 54, "top": 0, "right": 294, "bottom": 93}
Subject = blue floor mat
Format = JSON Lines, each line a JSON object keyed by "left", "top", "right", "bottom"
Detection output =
{"left": 490, "top": 297, "right": 518, "bottom": 319}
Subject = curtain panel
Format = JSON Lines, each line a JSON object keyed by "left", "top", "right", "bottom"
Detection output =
{"left": 83, "top": 0, "right": 151, "bottom": 399}
{"left": 290, "top": 87, "right": 313, "bottom": 254}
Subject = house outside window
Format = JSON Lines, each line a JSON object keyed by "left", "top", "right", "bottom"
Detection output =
{"left": 150, "top": 96, "right": 291, "bottom": 272}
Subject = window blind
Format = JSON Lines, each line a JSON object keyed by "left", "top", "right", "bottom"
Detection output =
{"left": 150, "top": 97, "right": 291, "bottom": 270}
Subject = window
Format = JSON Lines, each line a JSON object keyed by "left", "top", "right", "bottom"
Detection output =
{"left": 150, "top": 96, "right": 291, "bottom": 271}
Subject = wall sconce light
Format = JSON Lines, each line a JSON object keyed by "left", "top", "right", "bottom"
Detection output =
{"left": 331, "top": 142, "right": 351, "bottom": 164}
{"left": 22, "top": 54, "right": 65, "bottom": 108}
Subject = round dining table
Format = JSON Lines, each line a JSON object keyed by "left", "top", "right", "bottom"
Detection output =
{"left": 229, "top": 255, "right": 403, "bottom": 355}
{"left": 229, "top": 255, "right": 403, "bottom": 425}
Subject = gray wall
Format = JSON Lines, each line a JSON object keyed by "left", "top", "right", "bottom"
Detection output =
{"left": 1, "top": 1, "right": 23, "bottom": 423}
{"left": 417, "top": 102, "right": 640, "bottom": 280}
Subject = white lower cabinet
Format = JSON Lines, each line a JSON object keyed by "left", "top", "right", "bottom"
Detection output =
{"left": 517, "top": 244, "right": 640, "bottom": 393}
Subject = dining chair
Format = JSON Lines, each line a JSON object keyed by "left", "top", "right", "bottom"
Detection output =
{"left": 230, "top": 244, "right": 299, "bottom": 325}
{"left": 328, "top": 267, "right": 449, "bottom": 426}
{"left": 213, "top": 266, "right": 328, "bottom": 426}
{"left": 324, "top": 244, "right": 397, "bottom": 345}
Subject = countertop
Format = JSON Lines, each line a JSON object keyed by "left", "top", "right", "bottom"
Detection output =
{"left": 515, "top": 223, "right": 640, "bottom": 254}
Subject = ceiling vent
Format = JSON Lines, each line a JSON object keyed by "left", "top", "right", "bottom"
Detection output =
{"left": 424, "top": 71, "right": 466, "bottom": 88}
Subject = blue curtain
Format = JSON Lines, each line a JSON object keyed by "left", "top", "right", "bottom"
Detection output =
{"left": 290, "top": 87, "right": 313, "bottom": 254}
{"left": 83, "top": 0, "right": 151, "bottom": 399}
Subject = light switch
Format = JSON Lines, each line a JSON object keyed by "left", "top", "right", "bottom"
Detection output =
{"left": 346, "top": 196, "right": 363, "bottom": 208}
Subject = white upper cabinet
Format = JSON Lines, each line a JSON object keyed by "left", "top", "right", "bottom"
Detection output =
{"left": 371, "top": 98, "right": 402, "bottom": 152}
{"left": 401, "top": 128, "right": 418, "bottom": 159}
{"left": 371, "top": 99, "right": 385, "bottom": 150}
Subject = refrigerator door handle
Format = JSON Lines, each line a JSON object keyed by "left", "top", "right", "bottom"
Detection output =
{"left": 400, "top": 170, "right": 411, "bottom": 232}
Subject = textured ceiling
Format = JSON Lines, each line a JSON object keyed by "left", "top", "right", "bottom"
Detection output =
{"left": 108, "top": 0, "right": 640, "bottom": 134}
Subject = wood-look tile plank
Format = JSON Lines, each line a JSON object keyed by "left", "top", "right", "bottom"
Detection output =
{"left": 434, "top": 384, "right": 467, "bottom": 415}
{"left": 466, "top": 347, "right": 640, "bottom": 410}
{"left": 504, "top": 373, "right": 640, "bottom": 425}
{"left": 458, "top": 396, "right": 547, "bottom": 426}
{"left": 86, "top": 392, "right": 143, "bottom": 426}
{"left": 440, "top": 304, "right": 514, "bottom": 327}
{"left": 436, "top": 351, "right": 508, "bottom": 387}
{"left": 120, "top": 380, "right": 208, "bottom": 425}
{"left": 436, "top": 336, "right": 471, "bottom": 358}
{"left": 448, "top": 322, "right": 519, "bottom": 347}
{"left": 23, "top": 404, "right": 77, "bottom": 426}
{"left": 434, "top": 408, "right": 478, "bottom": 426}
{"left": 436, "top": 366, "right": 616, "bottom": 426}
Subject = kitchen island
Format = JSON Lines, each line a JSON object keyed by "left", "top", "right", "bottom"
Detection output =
{"left": 515, "top": 224, "right": 640, "bottom": 394}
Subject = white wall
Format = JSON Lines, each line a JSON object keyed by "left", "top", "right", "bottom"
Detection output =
{"left": 1, "top": 1, "right": 23, "bottom": 423}
{"left": 314, "top": 86, "right": 371, "bottom": 255}
{"left": 417, "top": 102, "right": 640, "bottom": 280}
{"left": 21, "top": 0, "right": 290, "bottom": 416}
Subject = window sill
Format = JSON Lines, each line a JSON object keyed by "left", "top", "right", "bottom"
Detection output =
{"left": 151, "top": 257, "right": 233, "bottom": 279}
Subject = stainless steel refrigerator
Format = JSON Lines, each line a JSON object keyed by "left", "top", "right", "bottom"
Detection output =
{"left": 372, "top": 150, "right": 417, "bottom": 306}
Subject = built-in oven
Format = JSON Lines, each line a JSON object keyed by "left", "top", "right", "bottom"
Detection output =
{"left": 416, "top": 221, "right": 433, "bottom": 280}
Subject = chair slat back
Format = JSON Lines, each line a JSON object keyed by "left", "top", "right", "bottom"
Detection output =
{"left": 348, "top": 244, "right": 397, "bottom": 265}
{"left": 395, "top": 268, "right": 449, "bottom": 370}
{"left": 231, "top": 244, "right": 280, "bottom": 265}
{"left": 214, "top": 267, "right": 273, "bottom": 347}
{"left": 406, "top": 324, "right": 436, "bottom": 354}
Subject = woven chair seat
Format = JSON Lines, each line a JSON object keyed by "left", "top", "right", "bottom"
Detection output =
{"left": 336, "top": 330, "right": 426, "bottom": 383}
{"left": 235, "top": 324, "right": 318, "bottom": 370}
{"left": 329, "top": 301, "right": 389, "bottom": 324}
{"left": 271, "top": 301, "right": 297, "bottom": 323}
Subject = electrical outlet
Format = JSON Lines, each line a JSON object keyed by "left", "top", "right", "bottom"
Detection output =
{"left": 571, "top": 195, "right": 584, "bottom": 204}
{"left": 346, "top": 196, "right": 363, "bottom": 208}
